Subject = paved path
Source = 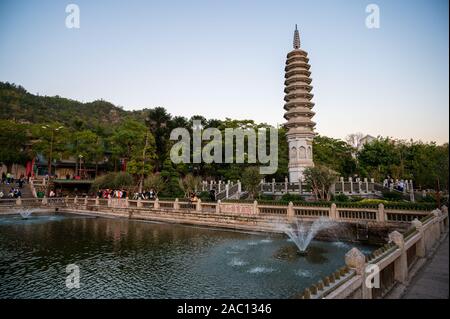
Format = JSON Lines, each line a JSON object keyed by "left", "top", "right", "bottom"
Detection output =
{"left": 402, "top": 234, "right": 449, "bottom": 299}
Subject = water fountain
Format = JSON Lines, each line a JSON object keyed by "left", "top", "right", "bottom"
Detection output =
{"left": 278, "top": 217, "right": 334, "bottom": 256}
{"left": 19, "top": 209, "right": 33, "bottom": 219}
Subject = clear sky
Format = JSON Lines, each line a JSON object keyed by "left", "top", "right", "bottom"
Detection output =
{"left": 0, "top": 0, "right": 448, "bottom": 143}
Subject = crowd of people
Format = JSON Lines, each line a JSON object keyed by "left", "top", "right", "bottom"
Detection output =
{"left": 0, "top": 172, "right": 26, "bottom": 199}
{"left": 383, "top": 177, "right": 409, "bottom": 192}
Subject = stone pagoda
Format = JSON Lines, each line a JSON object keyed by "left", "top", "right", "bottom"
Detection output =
{"left": 284, "top": 25, "right": 316, "bottom": 182}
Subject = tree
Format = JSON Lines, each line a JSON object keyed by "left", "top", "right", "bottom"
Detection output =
{"left": 144, "top": 173, "right": 165, "bottom": 197}
{"left": 241, "top": 166, "right": 262, "bottom": 200}
{"left": 179, "top": 174, "right": 201, "bottom": 198}
{"left": 303, "top": 165, "right": 338, "bottom": 201}
{"left": 32, "top": 123, "right": 68, "bottom": 175}
{"left": 0, "top": 120, "right": 32, "bottom": 172}
{"left": 71, "top": 130, "right": 104, "bottom": 177}
{"left": 159, "top": 157, "right": 183, "bottom": 197}
{"left": 313, "top": 135, "right": 357, "bottom": 177}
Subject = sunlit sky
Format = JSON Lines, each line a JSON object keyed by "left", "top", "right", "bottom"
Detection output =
{"left": 0, "top": 0, "right": 448, "bottom": 143}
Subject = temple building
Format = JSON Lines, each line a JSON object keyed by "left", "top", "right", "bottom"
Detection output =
{"left": 284, "top": 25, "right": 316, "bottom": 182}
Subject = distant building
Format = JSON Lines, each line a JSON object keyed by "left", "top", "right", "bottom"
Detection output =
{"left": 357, "top": 135, "right": 376, "bottom": 151}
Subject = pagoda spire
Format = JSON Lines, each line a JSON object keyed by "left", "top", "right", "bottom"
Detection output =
{"left": 293, "top": 24, "right": 300, "bottom": 49}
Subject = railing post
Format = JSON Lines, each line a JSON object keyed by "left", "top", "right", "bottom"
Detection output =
{"left": 345, "top": 248, "right": 371, "bottom": 299}
{"left": 411, "top": 219, "right": 425, "bottom": 258}
{"left": 95, "top": 196, "right": 99, "bottom": 206}
{"left": 225, "top": 183, "right": 229, "bottom": 199}
{"left": 196, "top": 198, "right": 202, "bottom": 212}
{"left": 154, "top": 198, "right": 159, "bottom": 209}
{"left": 16, "top": 196, "right": 22, "bottom": 206}
{"left": 364, "top": 178, "right": 369, "bottom": 193}
{"left": 237, "top": 180, "right": 241, "bottom": 197}
{"left": 349, "top": 177, "right": 353, "bottom": 194}
{"left": 340, "top": 177, "right": 345, "bottom": 194}
{"left": 216, "top": 200, "right": 221, "bottom": 214}
{"left": 107, "top": 197, "right": 112, "bottom": 207}
{"left": 137, "top": 197, "right": 142, "bottom": 208}
{"left": 218, "top": 180, "right": 222, "bottom": 193}
{"left": 287, "top": 201, "right": 294, "bottom": 221}
{"left": 299, "top": 178, "right": 303, "bottom": 195}
{"left": 261, "top": 179, "right": 264, "bottom": 192}
{"left": 409, "top": 180, "right": 415, "bottom": 202}
{"left": 389, "top": 231, "right": 408, "bottom": 284}
{"left": 74, "top": 195, "right": 78, "bottom": 204}
{"left": 253, "top": 200, "right": 259, "bottom": 215}
{"left": 377, "top": 203, "right": 385, "bottom": 222}
{"left": 42, "top": 196, "right": 48, "bottom": 205}
{"left": 284, "top": 177, "right": 288, "bottom": 194}
{"left": 125, "top": 197, "right": 129, "bottom": 208}
{"left": 330, "top": 203, "right": 337, "bottom": 220}
{"left": 174, "top": 198, "right": 179, "bottom": 210}
{"left": 84, "top": 196, "right": 88, "bottom": 206}
{"left": 271, "top": 178, "right": 275, "bottom": 194}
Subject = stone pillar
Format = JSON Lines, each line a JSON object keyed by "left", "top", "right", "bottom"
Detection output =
{"left": 271, "top": 178, "right": 275, "bottom": 194}
{"left": 95, "top": 196, "right": 99, "bottom": 206}
{"left": 409, "top": 180, "right": 415, "bottom": 202}
{"left": 287, "top": 201, "right": 294, "bottom": 221}
{"left": 284, "top": 177, "right": 288, "bottom": 194}
{"left": 16, "top": 196, "right": 22, "bottom": 206}
{"left": 358, "top": 180, "right": 362, "bottom": 194}
{"left": 299, "top": 178, "right": 303, "bottom": 195}
{"left": 84, "top": 196, "right": 88, "bottom": 205}
{"left": 377, "top": 204, "right": 385, "bottom": 222}
{"left": 237, "top": 180, "right": 242, "bottom": 196}
{"left": 196, "top": 198, "right": 202, "bottom": 212}
{"left": 389, "top": 231, "right": 408, "bottom": 284}
{"left": 137, "top": 197, "right": 142, "bottom": 208}
{"left": 125, "top": 197, "right": 129, "bottom": 208}
{"left": 42, "top": 196, "right": 48, "bottom": 205}
{"left": 218, "top": 180, "right": 222, "bottom": 193}
{"left": 216, "top": 200, "right": 221, "bottom": 214}
{"left": 225, "top": 183, "right": 229, "bottom": 199}
{"left": 411, "top": 219, "right": 425, "bottom": 258}
{"left": 364, "top": 178, "right": 369, "bottom": 193}
{"left": 349, "top": 177, "right": 353, "bottom": 194}
{"left": 154, "top": 198, "right": 160, "bottom": 209}
{"left": 253, "top": 200, "right": 259, "bottom": 215}
{"left": 330, "top": 203, "right": 337, "bottom": 220}
{"left": 173, "top": 198, "right": 179, "bottom": 210}
{"left": 340, "top": 177, "right": 345, "bottom": 194}
{"left": 345, "top": 248, "right": 371, "bottom": 299}
{"left": 74, "top": 195, "right": 78, "bottom": 204}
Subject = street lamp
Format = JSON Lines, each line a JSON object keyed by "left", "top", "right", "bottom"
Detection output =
{"left": 41, "top": 125, "right": 64, "bottom": 177}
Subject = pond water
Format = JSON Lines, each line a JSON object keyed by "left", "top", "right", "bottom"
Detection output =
{"left": 0, "top": 213, "right": 373, "bottom": 298}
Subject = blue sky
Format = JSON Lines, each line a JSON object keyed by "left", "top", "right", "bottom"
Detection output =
{"left": 0, "top": 0, "right": 448, "bottom": 143}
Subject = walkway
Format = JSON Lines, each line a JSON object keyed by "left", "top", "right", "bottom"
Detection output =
{"left": 402, "top": 234, "right": 449, "bottom": 299}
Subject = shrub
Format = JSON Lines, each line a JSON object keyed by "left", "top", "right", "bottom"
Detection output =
{"left": 381, "top": 190, "right": 405, "bottom": 201}
{"left": 281, "top": 193, "right": 305, "bottom": 202}
{"left": 334, "top": 194, "right": 350, "bottom": 202}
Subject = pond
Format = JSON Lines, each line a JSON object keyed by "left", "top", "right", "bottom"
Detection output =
{"left": 0, "top": 213, "right": 373, "bottom": 298}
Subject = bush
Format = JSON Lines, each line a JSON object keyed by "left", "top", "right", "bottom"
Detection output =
{"left": 334, "top": 194, "right": 350, "bottom": 202}
{"left": 416, "top": 195, "right": 436, "bottom": 203}
{"left": 381, "top": 190, "right": 405, "bottom": 201}
{"left": 281, "top": 193, "right": 305, "bottom": 202}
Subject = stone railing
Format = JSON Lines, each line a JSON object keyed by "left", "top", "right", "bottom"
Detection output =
{"left": 0, "top": 197, "right": 437, "bottom": 226}
{"left": 297, "top": 206, "right": 449, "bottom": 299}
